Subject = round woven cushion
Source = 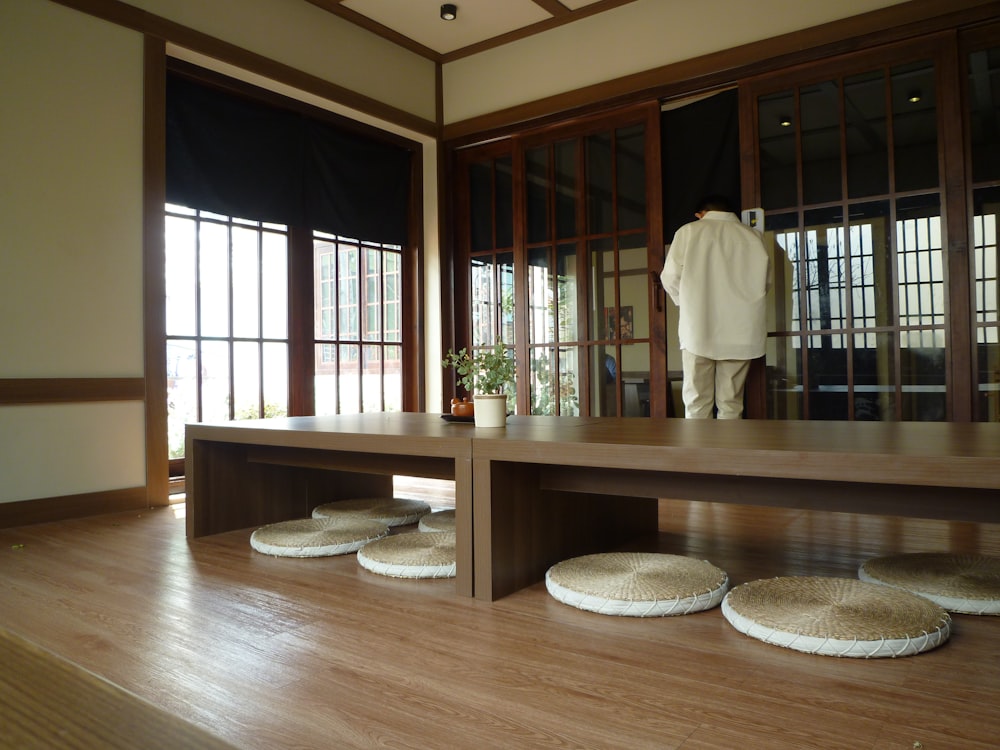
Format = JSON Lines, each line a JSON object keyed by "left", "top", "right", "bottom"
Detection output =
{"left": 312, "top": 497, "right": 431, "bottom": 527}
{"left": 250, "top": 517, "right": 388, "bottom": 558}
{"left": 356, "top": 532, "right": 456, "bottom": 579}
{"left": 722, "top": 576, "right": 952, "bottom": 658}
{"left": 418, "top": 509, "right": 455, "bottom": 533}
{"left": 545, "top": 552, "right": 729, "bottom": 617}
{"left": 859, "top": 553, "right": 1000, "bottom": 615}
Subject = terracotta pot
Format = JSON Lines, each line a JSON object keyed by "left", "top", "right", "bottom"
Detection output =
{"left": 450, "top": 398, "right": 475, "bottom": 417}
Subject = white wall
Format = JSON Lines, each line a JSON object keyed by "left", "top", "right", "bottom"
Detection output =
{"left": 0, "top": 0, "right": 146, "bottom": 503}
{"left": 128, "top": 0, "right": 436, "bottom": 123}
{"left": 442, "top": 0, "right": 909, "bottom": 123}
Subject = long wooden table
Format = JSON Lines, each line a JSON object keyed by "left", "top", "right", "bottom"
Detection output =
{"left": 472, "top": 417, "right": 1000, "bottom": 600}
{"left": 185, "top": 413, "right": 474, "bottom": 595}
{"left": 186, "top": 414, "right": 1000, "bottom": 601}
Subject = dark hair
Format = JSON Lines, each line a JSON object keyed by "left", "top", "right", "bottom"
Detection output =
{"left": 699, "top": 194, "right": 733, "bottom": 213}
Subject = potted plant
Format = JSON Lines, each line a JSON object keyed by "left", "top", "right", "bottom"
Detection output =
{"left": 442, "top": 342, "right": 515, "bottom": 427}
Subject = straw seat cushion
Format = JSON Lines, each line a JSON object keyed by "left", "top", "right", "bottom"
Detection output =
{"left": 859, "top": 553, "right": 1000, "bottom": 615}
{"left": 357, "top": 531, "right": 457, "bottom": 579}
{"left": 418, "top": 509, "right": 455, "bottom": 533}
{"left": 250, "top": 517, "right": 388, "bottom": 558}
{"left": 312, "top": 497, "right": 431, "bottom": 527}
{"left": 545, "top": 552, "right": 729, "bottom": 617}
{"left": 722, "top": 576, "right": 951, "bottom": 658}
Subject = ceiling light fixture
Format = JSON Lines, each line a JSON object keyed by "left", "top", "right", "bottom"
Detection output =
{"left": 779, "top": 116, "right": 792, "bottom": 127}
{"left": 440, "top": 3, "right": 457, "bottom": 21}
{"left": 908, "top": 91, "right": 922, "bottom": 103}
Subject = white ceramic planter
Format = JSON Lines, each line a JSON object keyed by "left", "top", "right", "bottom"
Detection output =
{"left": 473, "top": 394, "right": 507, "bottom": 428}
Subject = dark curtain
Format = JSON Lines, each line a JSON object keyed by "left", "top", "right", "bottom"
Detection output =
{"left": 166, "top": 74, "right": 411, "bottom": 246}
{"left": 661, "top": 89, "right": 740, "bottom": 242}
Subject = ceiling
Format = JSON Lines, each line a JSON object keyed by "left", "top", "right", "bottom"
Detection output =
{"left": 304, "top": 0, "right": 638, "bottom": 61}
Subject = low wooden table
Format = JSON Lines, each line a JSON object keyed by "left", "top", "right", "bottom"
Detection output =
{"left": 187, "top": 414, "right": 1000, "bottom": 602}
{"left": 185, "top": 413, "right": 474, "bottom": 596}
{"left": 472, "top": 417, "right": 1000, "bottom": 600}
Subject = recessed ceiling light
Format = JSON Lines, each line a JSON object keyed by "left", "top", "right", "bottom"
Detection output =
{"left": 440, "top": 3, "right": 457, "bottom": 21}
{"left": 908, "top": 91, "right": 922, "bottom": 103}
{"left": 779, "top": 117, "right": 792, "bottom": 127}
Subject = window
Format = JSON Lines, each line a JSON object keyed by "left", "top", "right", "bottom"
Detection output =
{"left": 165, "top": 205, "right": 289, "bottom": 458}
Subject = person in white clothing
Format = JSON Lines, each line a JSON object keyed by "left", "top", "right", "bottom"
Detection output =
{"left": 660, "top": 195, "right": 771, "bottom": 419}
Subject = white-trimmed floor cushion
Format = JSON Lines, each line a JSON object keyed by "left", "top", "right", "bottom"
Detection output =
{"left": 250, "top": 517, "right": 388, "bottom": 558}
{"left": 859, "top": 552, "right": 1000, "bottom": 615}
{"left": 545, "top": 552, "right": 729, "bottom": 617}
{"left": 722, "top": 576, "right": 952, "bottom": 658}
{"left": 418, "top": 509, "right": 455, "bottom": 533}
{"left": 312, "top": 497, "right": 431, "bottom": 527}
{"left": 357, "top": 531, "right": 457, "bottom": 579}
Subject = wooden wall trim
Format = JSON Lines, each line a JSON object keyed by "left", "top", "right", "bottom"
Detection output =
{"left": 442, "top": 0, "right": 1000, "bottom": 144}
{"left": 0, "top": 487, "right": 151, "bottom": 530}
{"left": 49, "top": 0, "right": 437, "bottom": 138}
{"left": 0, "top": 379, "right": 145, "bottom": 406}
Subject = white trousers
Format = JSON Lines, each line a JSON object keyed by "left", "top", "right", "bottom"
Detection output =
{"left": 681, "top": 350, "right": 751, "bottom": 419}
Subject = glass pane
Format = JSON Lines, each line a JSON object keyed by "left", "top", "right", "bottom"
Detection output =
{"left": 362, "top": 345, "right": 382, "bottom": 412}
{"left": 557, "top": 243, "right": 579, "bottom": 342}
{"left": 588, "top": 237, "right": 615, "bottom": 340}
{"left": 803, "top": 206, "right": 846, "bottom": 336}
{"left": 616, "top": 124, "right": 646, "bottom": 231}
{"left": 261, "top": 230, "right": 287, "bottom": 339}
{"left": 969, "top": 47, "right": 1000, "bottom": 183}
{"left": 618, "top": 234, "right": 647, "bottom": 343}
{"left": 592, "top": 344, "right": 618, "bottom": 416}
{"left": 499, "top": 252, "right": 515, "bottom": 345}
{"left": 529, "top": 346, "right": 580, "bottom": 416}
{"left": 384, "top": 252, "right": 401, "bottom": 343}
{"left": 338, "top": 343, "right": 360, "bottom": 415}
{"left": 338, "top": 245, "right": 359, "bottom": 340}
{"left": 315, "top": 239, "right": 336, "bottom": 339}
{"left": 314, "top": 344, "right": 337, "bottom": 416}
{"left": 469, "top": 160, "right": 494, "bottom": 252}
{"left": 231, "top": 227, "right": 260, "bottom": 339}
{"left": 758, "top": 90, "right": 797, "bottom": 210}
{"left": 808, "top": 333, "right": 848, "bottom": 419}
{"left": 586, "top": 132, "right": 613, "bottom": 234}
{"left": 526, "top": 146, "right": 550, "bottom": 244}
{"left": 973, "top": 186, "right": 1000, "bottom": 421}
{"left": 233, "top": 341, "right": 261, "bottom": 419}
{"left": 199, "top": 222, "right": 229, "bottom": 337}
{"left": 849, "top": 201, "right": 893, "bottom": 329}
{"left": 896, "top": 194, "right": 944, "bottom": 332}
{"left": 166, "top": 338, "right": 197, "bottom": 457}
{"left": 528, "top": 247, "right": 553, "bottom": 344}
{"left": 554, "top": 141, "right": 577, "bottom": 240}
{"left": 364, "top": 248, "right": 381, "bottom": 342}
{"left": 766, "top": 335, "right": 803, "bottom": 419}
{"left": 165, "top": 215, "right": 197, "bottom": 336}
{"left": 200, "top": 340, "right": 230, "bottom": 422}
{"left": 853, "top": 331, "right": 896, "bottom": 421}
{"left": 845, "top": 70, "right": 889, "bottom": 197}
{"left": 620, "top": 341, "right": 650, "bottom": 417}
{"left": 892, "top": 60, "right": 938, "bottom": 192}
{"left": 383, "top": 344, "right": 402, "bottom": 412}
{"left": 901, "top": 341, "right": 946, "bottom": 420}
{"left": 765, "top": 212, "right": 801, "bottom": 334}
{"left": 262, "top": 342, "right": 288, "bottom": 418}
{"left": 801, "top": 80, "right": 842, "bottom": 204}
{"left": 497, "top": 156, "right": 514, "bottom": 249}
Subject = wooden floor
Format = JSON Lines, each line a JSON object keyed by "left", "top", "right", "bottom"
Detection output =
{"left": 1, "top": 486, "right": 998, "bottom": 749}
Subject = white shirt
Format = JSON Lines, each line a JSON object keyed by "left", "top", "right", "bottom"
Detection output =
{"left": 660, "top": 211, "right": 771, "bottom": 361}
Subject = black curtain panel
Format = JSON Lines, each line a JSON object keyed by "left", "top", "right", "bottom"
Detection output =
{"left": 166, "top": 73, "right": 410, "bottom": 246}
{"left": 661, "top": 89, "right": 740, "bottom": 242}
